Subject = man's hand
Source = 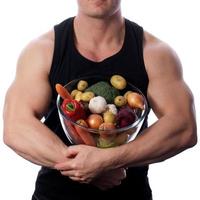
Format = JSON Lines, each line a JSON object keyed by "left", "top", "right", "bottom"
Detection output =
{"left": 92, "top": 168, "right": 126, "bottom": 190}
{"left": 55, "top": 145, "right": 109, "bottom": 183}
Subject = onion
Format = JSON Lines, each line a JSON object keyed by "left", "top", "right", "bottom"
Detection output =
{"left": 127, "top": 92, "right": 144, "bottom": 110}
{"left": 99, "top": 122, "right": 116, "bottom": 140}
{"left": 87, "top": 114, "right": 103, "bottom": 129}
{"left": 99, "top": 122, "right": 116, "bottom": 131}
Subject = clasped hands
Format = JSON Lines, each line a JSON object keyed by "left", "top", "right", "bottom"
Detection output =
{"left": 54, "top": 145, "right": 126, "bottom": 190}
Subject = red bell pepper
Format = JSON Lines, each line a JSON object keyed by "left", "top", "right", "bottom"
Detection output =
{"left": 61, "top": 99, "right": 85, "bottom": 122}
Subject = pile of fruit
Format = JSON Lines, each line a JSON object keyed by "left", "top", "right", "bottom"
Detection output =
{"left": 56, "top": 75, "right": 145, "bottom": 148}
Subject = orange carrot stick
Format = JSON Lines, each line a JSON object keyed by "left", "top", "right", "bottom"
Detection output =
{"left": 64, "top": 120, "right": 84, "bottom": 144}
{"left": 74, "top": 126, "right": 96, "bottom": 146}
{"left": 55, "top": 83, "right": 72, "bottom": 99}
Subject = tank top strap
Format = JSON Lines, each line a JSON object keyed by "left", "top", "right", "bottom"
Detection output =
{"left": 49, "top": 17, "right": 74, "bottom": 97}
{"left": 126, "top": 20, "right": 145, "bottom": 68}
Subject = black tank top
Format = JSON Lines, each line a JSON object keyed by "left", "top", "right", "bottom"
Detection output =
{"left": 33, "top": 17, "right": 152, "bottom": 200}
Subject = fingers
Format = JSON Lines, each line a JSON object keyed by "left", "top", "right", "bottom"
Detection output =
{"left": 65, "top": 146, "right": 79, "bottom": 158}
{"left": 54, "top": 149, "right": 77, "bottom": 170}
{"left": 102, "top": 168, "right": 126, "bottom": 180}
{"left": 55, "top": 145, "right": 83, "bottom": 169}
{"left": 60, "top": 169, "right": 76, "bottom": 176}
{"left": 59, "top": 168, "right": 92, "bottom": 183}
{"left": 60, "top": 171, "right": 91, "bottom": 183}
{"left": 58, "top": 167, "right": 126, "bottom": 188}
{"left": 54, "top": 161, "right": 72, "bottom": 171}
{"left": 54, "top": 158, "right": 79, "bottom": 171}
{"left": 91, "top": 168, "right": 127, "bottom": 190}
{"left": 69, "top": 176, "right": 91, "bottom": 184}
{"left": 92, "top": 177, "right": 122, "bottom": 190}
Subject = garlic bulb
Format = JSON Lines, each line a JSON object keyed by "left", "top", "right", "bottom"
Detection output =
{"left": 89, "top": 96, "right": 107, "bottom": 114}
{"left": 106, "top": 104, "right": 118, "bottom": 115}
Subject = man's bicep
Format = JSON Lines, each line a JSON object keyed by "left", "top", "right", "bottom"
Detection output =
{"left": 7, "top": 77, "right": 52, "bottom": 119}
{"left": 145, "top": 40, "right": 193, "bottom": 118}
{"left": 147, "top": 78, "right": 193, "bottom": 119}
{"left": 5, "top": 40, "right": 53, "bottom": 119}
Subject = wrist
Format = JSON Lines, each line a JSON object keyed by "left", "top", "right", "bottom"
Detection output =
{"left": 99, "top": 145, "right": 128, "bottom": 171}
{"left": 53, "top": 144, "right": 68, "bottom": 165}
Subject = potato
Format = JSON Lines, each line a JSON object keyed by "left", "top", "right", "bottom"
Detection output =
{"left": 71, "top": 89, "right": 79, "bottom": 99}
{"left": 81, "top": 91, "right": 95, "bottom": 102}
{"left": 110, "top": 75, "right": 127, "bottom": 90}
{"left": 76, "top": 119, "right": 88, "bottom": 127}
{"left": 74, "top": 91, "right": 83, "bottom": 101}
{"left": 103, "top": 111, "right": 116, "bottom": 124}
{"left": 77, "top": 80, "right": 88, "bottom": 91}
{"left": 114, "top": 96, "right": 127, "bottom": 107}
{"left": 124, "top": 90, "right": 132, "bottom": 100}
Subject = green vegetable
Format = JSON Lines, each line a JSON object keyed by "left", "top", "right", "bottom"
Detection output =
{"left": 97, "top": 137, "right": 116, "bottom": 148}
{"left": 97, "top": 133, "right": 128, "bottom": 148}
{"left": 86, "top": 81, "right": 120, "bottom": 103}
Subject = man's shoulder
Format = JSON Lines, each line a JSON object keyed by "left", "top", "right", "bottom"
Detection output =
{"left": 26, "top": 30, "right": 54, "bottom": 56}
{"left": 143, "top": 31, "right": 172, "bottom": 55}
{"left": 143, "top": 31, "right": 180, "bottom": 67}
{"left": 17, "top": 30, "right": 55, "bottom": 73}
{"left": 143, "top": 31, "right": 182, "bottom": 79}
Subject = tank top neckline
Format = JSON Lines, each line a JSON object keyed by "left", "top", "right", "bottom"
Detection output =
{"left": 70, "top": 17, "right": 128, "bottom": 65}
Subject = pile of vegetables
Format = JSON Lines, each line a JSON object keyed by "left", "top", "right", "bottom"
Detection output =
{"left": 56, "top": 75, "right": 145, "bottom": 148}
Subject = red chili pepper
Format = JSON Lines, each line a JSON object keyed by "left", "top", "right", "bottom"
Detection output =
{"left": 61, "top": 99, "right": 85, "bottom": 122}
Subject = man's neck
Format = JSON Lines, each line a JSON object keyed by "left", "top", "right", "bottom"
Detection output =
{"left": 73, "top": 12, "right": 124, "bottom": 48}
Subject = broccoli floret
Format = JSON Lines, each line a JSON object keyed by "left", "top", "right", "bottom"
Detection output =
{"left": 86, "top": 81, "right": 120, "bottom": 103}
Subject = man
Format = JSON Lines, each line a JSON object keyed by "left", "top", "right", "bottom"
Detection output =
{"left": 3, "top": 0, "right": 197, "bottom": 199}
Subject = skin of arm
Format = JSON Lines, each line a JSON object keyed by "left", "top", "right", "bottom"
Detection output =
{"left": 3, "top": 30, "right": 126, "bottom": 189}
{"left": 55, "top": 33, "right": 197, "bottom": 183}
{"left": 3, "top": 31, "right": 69, "bottom": 168}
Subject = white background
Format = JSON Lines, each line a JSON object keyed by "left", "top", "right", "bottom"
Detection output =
{"left": 0, "top": 0, "right": 199, "bottom": 199}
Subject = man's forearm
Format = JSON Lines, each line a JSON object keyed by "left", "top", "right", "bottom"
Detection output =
{"left": 4, "top": 116, "right": 68, "bottom": 168}
{"left": 103, "top": 114, "right": 196, "bottom": 169}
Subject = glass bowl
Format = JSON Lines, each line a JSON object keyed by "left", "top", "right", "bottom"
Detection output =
{"left": 56, "top": 76, "right": 148, "bottom": 148}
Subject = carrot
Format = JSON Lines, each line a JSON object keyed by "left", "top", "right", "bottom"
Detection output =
{"left": 74, "top": 126, "right": 96, "bottom": 146}
{"left": 55, "top": 83, "right": 72, "bottom": 99}
{"left": 64, "top": 120, "right": 84, "bottom": 144}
